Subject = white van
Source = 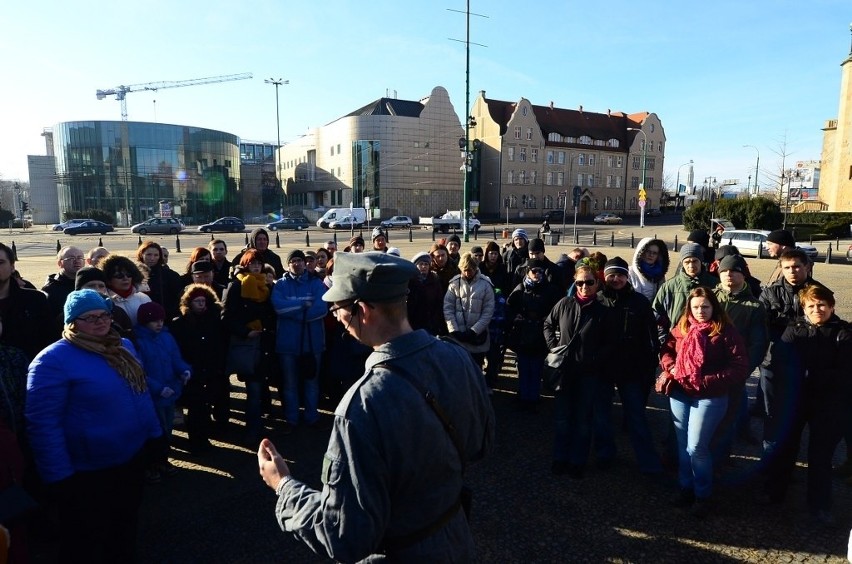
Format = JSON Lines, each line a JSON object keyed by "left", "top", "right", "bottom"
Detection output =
{"left": 316, "top": 208, "right": 367, "bottom": 229}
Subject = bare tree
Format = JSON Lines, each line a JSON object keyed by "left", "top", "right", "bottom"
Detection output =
{"left": 766, "top": 132, "right": 795, "bottom": 205}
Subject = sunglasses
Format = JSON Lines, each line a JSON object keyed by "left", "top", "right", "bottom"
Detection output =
{"left": 575, "top": 279, "right": 596, "bottom": 287}
{"left": 110, "top": 272, "right": 130, "bottom": 279}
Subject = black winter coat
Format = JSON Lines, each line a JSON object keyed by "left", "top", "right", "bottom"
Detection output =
{"left": 170, "top": 304, "right": 228, "bottom": 376}
{"left": 506, "top": 280, "right": 562, "bottom": 355}
{"left": 759, "top": 276, "right": 827, "bottom": 367}
{"left": 543, "top": 294, "right": 610, "bottom": 374}
{"left": 0, "top": 282, "right": 52, "bottom": 362}
{"left": 600, "top": 285, "right": 659, "bottom": 381}
{"left": 146, "top": 265, "right": 183, "bottom": 323}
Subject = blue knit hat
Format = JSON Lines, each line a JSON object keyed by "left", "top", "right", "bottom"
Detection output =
{"left": 64, "top": 289, "right": 112, "bottom": 324}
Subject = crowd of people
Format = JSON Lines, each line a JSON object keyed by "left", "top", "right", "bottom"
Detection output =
{"left": 0, "top": 222, "right": 849, "bottom": 561}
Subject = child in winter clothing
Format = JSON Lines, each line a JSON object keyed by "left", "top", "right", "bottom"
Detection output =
{"left": 134, "top": 301, "right": 190, "bottom": 479}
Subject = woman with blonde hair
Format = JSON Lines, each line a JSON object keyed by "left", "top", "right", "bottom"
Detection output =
{"left": 444, "top": 252, "right": 494, "bottom": 368}
{"left": 658, "top": 286, "right": 748, "bottom": 517}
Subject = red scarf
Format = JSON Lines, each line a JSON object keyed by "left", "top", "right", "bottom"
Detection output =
{"left": 674, "top": 319, "right": 713, "bottom": 391}
{"left": 112, "top": 286, "right": 134, "bottom": 299}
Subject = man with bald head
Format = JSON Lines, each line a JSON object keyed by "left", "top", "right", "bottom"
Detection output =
{"left": 43, "top": 246, "right": 86, "bottom": 318}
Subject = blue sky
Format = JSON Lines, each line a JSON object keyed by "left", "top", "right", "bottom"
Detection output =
{"left": 1, "top": 0, "right": 848, "bottom": 195}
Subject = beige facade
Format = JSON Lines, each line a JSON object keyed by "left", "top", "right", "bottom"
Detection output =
{"left": 469, "top": 91, "right": 665, "bottom": 219}
{"left": 819, "top": 42, "right": 852, "bottom": 212}
{"left": 277, "top": 86, "right": 465, "bottom": 218}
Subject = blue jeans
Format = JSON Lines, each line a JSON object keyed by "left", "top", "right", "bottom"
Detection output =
{"left": 669, "top": 389, "right": 728, "bottom": 498}
{"left": 516, "top": 353, "right": 543, "bottom": 403}
{"left": 553, "top": 373, "right": 595, "bottom": 467}
{"left": 595, "top": 380, "right": 662, "bottom": 473}
{"left": 280, "top": 353, "right": 321, "bottom": 425}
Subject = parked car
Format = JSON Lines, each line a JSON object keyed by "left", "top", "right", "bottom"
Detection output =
{"left": 266, "top": 217, "right": 311, "bottom": 231}
{"left": 329, "top": 215, "right": 364, "bottom": 230}
{"left": 63, "top": 220, "right": 115, "bottom": 236}
{"left": 131, "top": 217, "right": 185, "bottom": 235}
{"left": 646, "top": 208, "right": 662, "bottom": 217}
{"left": 52, "top": 218, "right": 94, "bottom": 231}
{"left": 593, "top": 213, "right": 623, "bottom": 225}
{"left": 722, "top": 229, "right": 818, "bottom": 260}
{"left": 543, "top": 210, "right": 565, "bottom": 222}
{"left": 197, "top": 217, "right": 246, "bottom": 233}
{"left": 847, "top": 244, "right": 852, "bottom": 262}
{"left": 380, "top": 216, "right": 413, "bottom": 229}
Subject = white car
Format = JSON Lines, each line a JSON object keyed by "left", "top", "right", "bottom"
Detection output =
{"left": 380, "top": 216, "right": 413, "bottom": 229}
{"left": 329, "top": 215, "right": 364, "bottom": 229}
{"left": 722, "top": 229, "right": 818, "bottom": 259}
{"left": 593, "top": 213, "right": 623, "bottom": 225}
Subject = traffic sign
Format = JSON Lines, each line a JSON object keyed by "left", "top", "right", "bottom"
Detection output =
{"left": 638, "top": 200, "right": 646, "bottom": 208}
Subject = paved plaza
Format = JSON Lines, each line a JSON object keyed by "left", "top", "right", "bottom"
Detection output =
{"left": 13, "top": 220, "right": 852, "bottom": 562}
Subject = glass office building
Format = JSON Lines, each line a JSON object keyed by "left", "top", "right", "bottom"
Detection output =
{"left": 53, "top": 121, "right": 241, "bottom": 225}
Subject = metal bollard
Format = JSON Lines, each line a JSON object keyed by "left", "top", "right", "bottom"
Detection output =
{"left": 610, "top": 231, "right": 615, "bottom": 247}
{"left": 138, "top": 235, "right": 142, "bottom": 246}
{"left": 673, "top": 234, "right": 678, "bottom": 252}
{"left": 573, "top": 230, "right": 579, "bottom": 245}
{"left": 631, "top": 233, "right": 635, "bottom": 248}
{"left": 837, "top": 237, "right": 840, "bottom": 251}
{"left": 432, "top": 229, "right": 435, "bottom": 242}
{"left": 809, "top": 235, "right": 813, "bottom": 245}
{"left": 474, "top": 227, "right": 478, "bottom": 241}
{"left": 305, "top": 231, "right": 310, "bottom": 247}
{"left": 244, "top": 233, "right": 249, "bottom": 245}
{"left": 333, "top": 232, "right": 338, "bottom": 245}
{"left": 175, "top": 233, "right": 181, "bottom": 253}
{"left": 276, "top": 232, "right": 280, "bottom": 248}
{"left": 493, "top": 226, "right": 497, "bottom": 240}
{"left": 11, "top": 241, "right": 17, "bottom": 262}
{"left": 210, "top": 233, "right": 214, "bottom": 242}
{"left": 98, "top": 237, "right": 103, "bottom": 247}
{"left": 593, "top": 230, "right": 597, "bottom": 245}
{"left": 826, "top": 245, "right": 832, "bottom": 264}
{"left": 408, "top": 227, "right": 413, "bottom": 243}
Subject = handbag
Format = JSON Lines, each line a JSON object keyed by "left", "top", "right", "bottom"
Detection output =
{"left": 542, "top": 344, "right": 570, "bottom": 393}
{"left": 226, "top": 334, "right": 261, "bottom": 376}
{"left": 655, "top": 371, "right": 676, "bottom": 396}
{"left": 297, "top": 309, "right": 318, "bottom": 381}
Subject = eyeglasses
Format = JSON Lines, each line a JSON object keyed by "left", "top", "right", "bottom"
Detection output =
{"left": 76, "top": 312, "right": 112, "bottom": 324}
{"left": 575, "top": 279, "right": 596, "bottom": 287}
{"left": 329, "top": 301, "right": 357, "bottom": 319}
{"left": 62, "top": 256, "right": 85, "bottom": 262}
{"left": 111, "top": 272, "right": 130, "bottom": 279}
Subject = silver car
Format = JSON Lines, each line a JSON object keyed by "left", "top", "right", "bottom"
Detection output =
{"left": 131, "top": 217, "right": 185, "bottom": 235}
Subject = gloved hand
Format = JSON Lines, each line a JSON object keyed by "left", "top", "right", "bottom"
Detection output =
{"left": 161, "top": 387, "right": 175, "bottom": 399}
{"left": 463, "top": 329, "right": 477, "bottom": 342}
{"left": 181, "top": 371, "right": 191, "bottom": 384}
{"left": 448, "top": 330, "right": 465, "bottom": 341}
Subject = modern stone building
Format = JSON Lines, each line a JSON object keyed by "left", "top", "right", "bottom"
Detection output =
{"left": 277, "top": 86, "right": 465, "bottom": 218}
{"left": 819, "top": 28, "right": 852, "bottom": 212}
{"left": 469, "top": 91, "right": 665, "bottom": 219}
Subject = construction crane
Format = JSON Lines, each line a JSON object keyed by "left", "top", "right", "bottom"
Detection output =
{"left": 96, "top": 72, "right": 253, "bottom": 120}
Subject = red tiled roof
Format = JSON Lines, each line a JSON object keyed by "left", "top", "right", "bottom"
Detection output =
{"left": 483, "top": 97, "right": 645, "bottom": 147}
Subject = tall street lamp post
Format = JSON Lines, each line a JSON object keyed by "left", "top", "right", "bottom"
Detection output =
{"left": 674, "top": 159, "right": 693, "bottom": 211}
{"left": 265, "top": 78, "right": 289, "bottom": 216}
{"left": 743, "top": 144, "right": 760, "bottom": 197}
{"left": 627, "top": 127, "right": 647, "bottom": 228}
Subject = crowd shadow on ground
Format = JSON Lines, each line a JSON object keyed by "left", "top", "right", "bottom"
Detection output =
{"left": 128, "top": 366, "right": 851, "bottom": 563}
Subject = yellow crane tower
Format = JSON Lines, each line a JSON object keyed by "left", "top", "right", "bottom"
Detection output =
{"left": 96, "top": 72, "right": 253, "bottom": 120}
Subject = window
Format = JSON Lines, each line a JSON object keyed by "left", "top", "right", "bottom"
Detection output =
{"left": 519, "top": 170, "right": 526, "bottom": 184}
{"left": 647, "top": 158, "right": 655, "bottom": 171}
{"left": 558, "top": 151, "right": 565, "bottom": 164}
{"left": 414, "top": 165, "right": 419, "bottom": 172}
{"left": 577, "top": 174, "right": 583, "bottom": 186}
{"left": 337, "top": 144, "right": 341, "bottom": 154}
{"left": 424, "top": 166, "right": 429, "bottom": 172}
{"left": 631, "top": 176, "right": 639, "bottom": 189}
{"left": 615, "top": 196, "right": 623, "bottom": 209}
{"left": 579, "top": 135, "right": 592, "bottom": 144}
{"left": 588, "top": 155, "right": 595, "bottom": 167}
{"left": 607, "top": 138, "right": 620, "bottom": 148}
{"left": 531, "top": 170, "right": 537, "bottom": 185}
{"left": 647, "top": 178, "right": 655, "bottom": 189}
{"left": 658, "top": 142, "right": 662, "bottom": 152}
{"left": 578, "top": 153, "right": 586, "bottom": 166}
{"left": 544, "top": 195, "right": 553, "bottom": 209}
{"left": 526, "top": 127, "right": 533, "bottom": 140}
{"left": 616, "top": 156, "right": 623, "bottom": 168}
{"left": 615, "top": 176, "right": 622, "bottom": 189}
{"left": 414, "top": 141, "right": 420, "bottom": 148}
{"left": 557, "top": 172, "right": 564, "bottom": 186}
{"left": 604, "top": 197, "right": 612, "bottom": 210}
{"left": 527, "top": 195, "right": 537, "bottom": 209}
{"left": 640, "top": 139, "right": 646, "bottom": 151}
{"left": 607, "top": 156, "right": 613, "bottom": 168}
{"left": 519, "top": 147, "right": 526, "bottom": 162}
{"left": 594, "top": 199, "right": 599, "bottom": 211}
{"left": 587, "top": 174, "right": 594, "bottom": 187}
{"left": 508, "top": 147, "right": 515, "bottom": 161}
{"left": 632, "top": 156, "right": 641, "bottom": 170}
{"left": 522, "top": 106, "right": 528, "bottom": 116}
{"left": 531, "top": 148, "right": 538, "bottom": 163}
{"left": 510, "top": 194, "right": 518, "bottom": 208}
{"left": 606, "top": 175, "right": 613, "bottom": 188}
{"left": 546, "top": 172, "right": 553, "bottom": 185}
{"left": 648, "top": 141, "right": 653, "bottom": 153}
{"left": 507, "top": 170, "right": 515, "bottom": 184}
{"left": 650, "top": 124, "right": 655, "bottom": 133}
{"left": 338, "top": 167, "right": 341, "bottom": 177}
{"left": 514, "top": 126, "right": 521, "bottom": 140}
{"left": 546, "top": 150, "right": 554, "bottom": 164}
{"left": 630, "top": 197, "right": 637, "bottom": 210}
{"left": 330, "top": 147, "right": 334, "bottom": 156}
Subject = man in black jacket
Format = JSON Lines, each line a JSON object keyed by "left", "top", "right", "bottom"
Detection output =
{"left": 598, "top": 257, "right": 662, "bottom": 475}
{"left": 42, "top": 246, "right": 84, "bottom": 320}
{"left": 0, "top": 243, "right": 52, "bottom": 361}
{"left": 232, "top": 228, "right": 284, "bottom": 279}
{"left": 757, "top": 248, "right": 829, "bottom": 503}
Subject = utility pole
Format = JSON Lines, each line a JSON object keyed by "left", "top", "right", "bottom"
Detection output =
{"left": 265, "top": 78, "right": 289, "bottom": 217}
